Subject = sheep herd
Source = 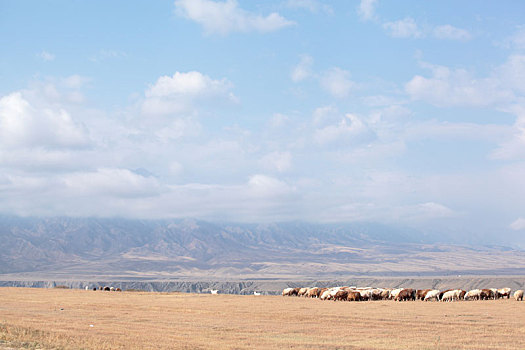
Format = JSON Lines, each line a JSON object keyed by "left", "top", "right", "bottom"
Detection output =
{"left": 85, "top": 286, "right": 122, "bottom": 292}
{"left": 282, "top": 286, "right": 525, "bottom": 302}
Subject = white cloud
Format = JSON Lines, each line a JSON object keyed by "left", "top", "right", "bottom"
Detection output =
{"left": 368, "top": 105, "right": 411, "bottom": 125}
{"left": 433, "top": 24, "right": 471, "bottom": 41}
{"left": 155, "top": 117, "right": 202, "bottom": 141}
{"left": 490, "top": 105, "right": 525, "bottom": 160}
{"left": 319, "top": 67, "right": 355, "bottom": 98}
{"left": 405, "top": 120, "right": 510, "bottom": 143}
{"left": 174, "top": 0, "right": 294, "bottom": 35}
{"left": 357, "top": 0, "right": 377, "bottom": 21}
{"left": 510, "top": 217, "right": 525, "bottom": 230}
{"left": 260, "top": 151, "right": 292, "bottom": 172}
{"left": 286, "top": 0, "right": 332, "bottom": 14}
{"left": 247, "top": 174, "right": 293, "bottom": 197}
{"left": 312, "top": 105, "right": 338, "bottom": 126}
{"left": 146, "top": 71, "right": 231, "bottom": 97}
{"left": 314, "top": 113, "right": 368, "bottom": 145}
{"left": 63, "top": 168, "right": 162, "bottom": 198}
{"left": 501, "top": 26, "right": 525, "bottom": 51}
{"left": 37, "top": 51, "right": 55, "bottom": 61}
{"left": 358, "top": 201, "right": 457, "bottom": 224}
{"left": 142, "top": 71, "right": 235, "bottom": 115}
{"left": 61, "top": 75, "right": 91, "bottom": 89}
{"left": 0, "top": 92, "right": 90, "bottom": 150}
{"left": 383, "top": 17, "right": 423, "bottom": 38}
{"left": 405, "top": 63, "right": 513, "bottom": 107}
{"left": 414, "top": 202, "right": 455, "bottom": 219}
{"left": 291, "top": 55, "right": 313, "bottom": 82}
{"left": 496, "top": 54, "right": 525, "bottom": 94}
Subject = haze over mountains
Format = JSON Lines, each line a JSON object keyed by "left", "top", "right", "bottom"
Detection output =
{"left": 2, "top": 216, "right": 525, "bottom": 280}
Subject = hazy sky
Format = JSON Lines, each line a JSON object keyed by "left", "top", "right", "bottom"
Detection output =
{"left": 1, "top": 1, "right": 525, "bottom": 240}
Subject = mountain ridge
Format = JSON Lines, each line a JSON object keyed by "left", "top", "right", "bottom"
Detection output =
{"left": 1, "top": 216, "right": 524, "bottom": 279}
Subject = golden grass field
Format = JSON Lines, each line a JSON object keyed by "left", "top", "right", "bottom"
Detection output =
{"left": 0, "top": 287, "right": 524, "bottom": 349}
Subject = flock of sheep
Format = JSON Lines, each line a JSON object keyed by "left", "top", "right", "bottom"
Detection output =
{"left": 282, "top": 286, "right": 525, "bottom": 302}
{"left": 85, "top": 286, "right": 122, "bottom": 291}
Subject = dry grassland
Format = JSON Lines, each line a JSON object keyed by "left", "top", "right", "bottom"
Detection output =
{"left": 0, "top": 287, "right": 524, "bottom": 349}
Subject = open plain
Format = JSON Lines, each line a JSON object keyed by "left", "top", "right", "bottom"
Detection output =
{"left": 1, "top": 287, "right": 524, "bottom": 349}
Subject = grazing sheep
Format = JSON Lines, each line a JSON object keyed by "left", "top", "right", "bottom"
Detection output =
{"left": 282, "top": 288, "right": 294, "bottom": 296}
{"left": 318, "top": 288, "right": 328, "bottom": 298}
{"left": 320, "top": 290, "right": 332, "bottom": 300}
{"left": 210, "top": 289, "right": 218, "bottom": 295}
{"left": 490, "top": 288, "right": 499, "bottom": 299}
{"left": 457, "top": 290, "right": 466, "bottom": 300}
{"left": 480, "top": 289, "right": 494, "bottom": 300}
{"left": 306, "top": 287, "right": 320, "bottom": 298}
{"left": 389, "top": 288, "right": 403, "bottom": 300}
{"left": 103, "top": 286, "right": 111, "bottom": 291}
{"left": 441, "top": 290, "right": 458, "bottom": 302}
{"left": 369, "top": 289, "right": 384, "bottom": 301}
{"left": 438, "top": 289, "right": 453, "bottom": 301}
{"left": 115, "top": 288, "right": 122, "bottom": 292}
{"left": 497, "top": 288, "right": 511, "bottom": 299}
{"left": 347, "top": 291, "right": 362, "bottom": 301}
{"left": 464, "top": 289, "right": 482, "bottom": 301}
{"left": 380, "top": 289, "right": 391, "bottom": 300}
{"left": 297, "top": 287, "right": 309, "bottom": 297}
{"left": 514, "top": 290, "right": 524, "bottom": 301}
{"left": 424, "top": 290, "right": 440, "bottom": 301}
{"left": 333, "top": 290, "right": 349, "bottom": 301}
{"left": 253, "top": 291, "right": 261, "bottom": 296}
{"left": 416, "top": 289, "right": 432, "bottom": 300}
{"left": 395, "top": 289, "right": 413, "bottom": 302}
{"left": 329, "top": 287, "right": 343, "bottom": 298}
{"left": 358, "top": 289, "right": 372, "bottom": 301}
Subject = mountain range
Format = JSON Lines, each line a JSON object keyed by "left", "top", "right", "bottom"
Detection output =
{"left": 1, "top": 216, "right": 525, "bottom": 280}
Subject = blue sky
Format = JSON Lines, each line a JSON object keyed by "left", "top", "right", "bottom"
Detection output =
{"left": 1, "top": 0, "right": 525, "bottom": 244}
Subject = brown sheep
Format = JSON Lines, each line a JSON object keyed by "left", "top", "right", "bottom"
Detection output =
{"left": 480, "top": 289, "right": 494, "bottom": 300}
{"left": 347, "top": 291, "right": 362, "bottom": 301}
{"left": 306, "top": 287, "right": 320, "bottom": 298}
{"left": 395, "top": 289, "right": 411, "bottom": 301}
{"left": 333, "top": 290, "right": 349, "bottom": 301}
{"left": 291, "top": 288, "right": 301, "bottom": 296}
{"left": 416, "top": 289, "right": 432, "bottom": 300}
{"left": 380, "top": 289, "right": 390, "bottom": 300}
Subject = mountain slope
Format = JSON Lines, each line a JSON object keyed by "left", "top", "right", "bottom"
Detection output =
{"left": 1, "top": 216, "right": 524, "bottom": 279}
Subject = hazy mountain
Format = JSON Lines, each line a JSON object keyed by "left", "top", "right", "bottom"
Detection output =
{"left": 1, "top": 216, "right": 524, "bottom": 279}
